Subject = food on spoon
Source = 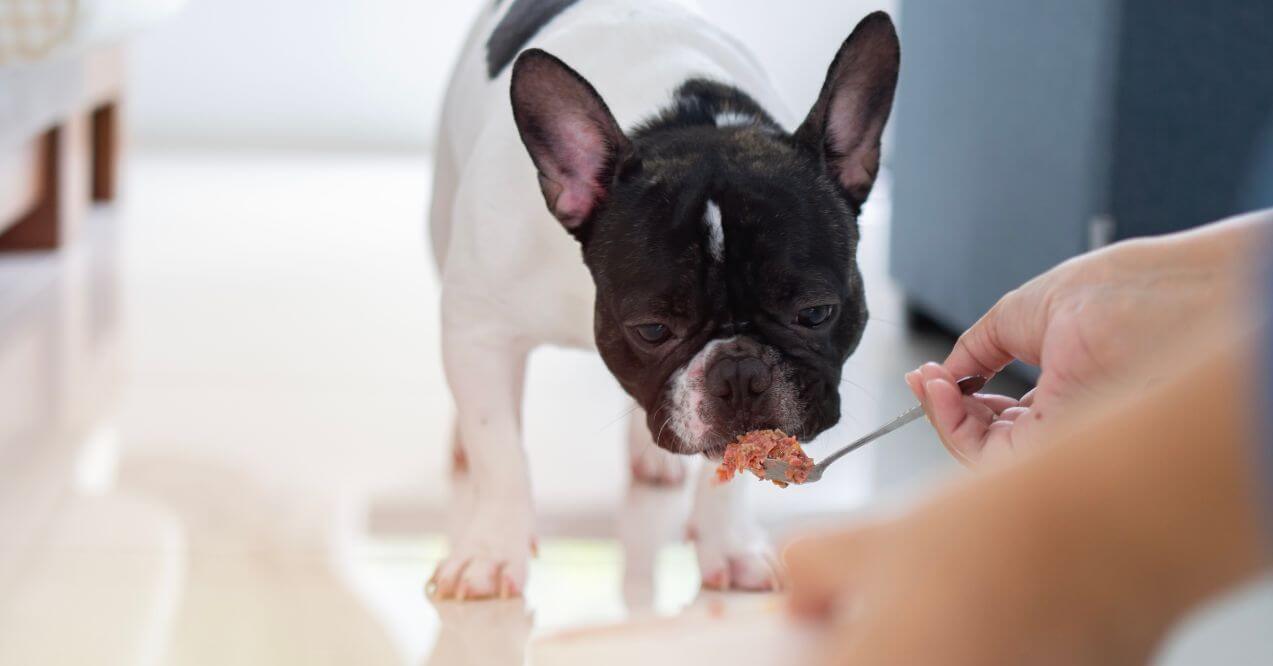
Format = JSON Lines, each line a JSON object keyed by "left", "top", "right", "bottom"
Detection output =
{"left": 769, "top": 436, "right": 815, "bottom": 486}
{"left": 715, "top": 429, "right": 814, "bottom": 487}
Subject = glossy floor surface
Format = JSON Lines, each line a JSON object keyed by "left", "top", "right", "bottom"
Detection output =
{"left": 0, "top": 152, "right": 1269, "bottom": 665}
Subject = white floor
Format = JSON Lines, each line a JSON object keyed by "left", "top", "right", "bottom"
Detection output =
{"left": 0, "top": 151, "right": 1268, "bottom": 665}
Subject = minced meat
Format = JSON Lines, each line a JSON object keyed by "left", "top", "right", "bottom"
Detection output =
{"left": 715, "top": 429, "right": 814, "bottom": 487}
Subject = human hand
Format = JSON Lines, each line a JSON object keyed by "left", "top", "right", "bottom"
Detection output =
{"left": 907, "top": 214, "right": 1263, "bottom": 464}
{"left": 783, "top": 479, "right": 1159, "bottom": 666}
{"left": 788, "top": 330, "right": 1268, "bottom": 665}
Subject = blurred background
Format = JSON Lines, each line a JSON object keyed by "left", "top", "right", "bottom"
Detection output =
{"left": 1, "top": 0, "right": 1271, "bottom": 664}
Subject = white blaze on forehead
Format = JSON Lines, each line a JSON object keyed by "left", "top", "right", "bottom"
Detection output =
{"left": 704, "top": 201, "right": 724, "bottom": 263}
{"left": 714, "top": 111, "right": 755, "bottom": 127}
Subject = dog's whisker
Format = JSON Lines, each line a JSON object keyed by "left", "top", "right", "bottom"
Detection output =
{"left": 839, "top": 375, "right": 880, "bottom": 408}
{"left": 595, "top": 403, "right": 639, "bottom": 434}
{"left": 648, "top": 403, "right": 666, "bottom": 430}
{"left": 838, "top": 410, "right": 864, "bottom": 428}
{"left": 838, "top": 372, "right": 875, "bottom": 392}
{"left": 867, "top": 316, "right": 906, "bottom": 330}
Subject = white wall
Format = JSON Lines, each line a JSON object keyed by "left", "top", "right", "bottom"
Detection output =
{"left": 128, "top": 0, "right": 895, "bottom": 150}
{"left": 699, "top": 0, "right": 898, "bottom": 126}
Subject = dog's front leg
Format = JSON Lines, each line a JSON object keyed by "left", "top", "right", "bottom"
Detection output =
{"left": 688, "top": 464, "right": 781, "bottom": 591}
{"left": 431, "top": 320, "right": 533, "bottom": 600}
{"left": 628, "top": 405, "right": 687, "bottom": 486}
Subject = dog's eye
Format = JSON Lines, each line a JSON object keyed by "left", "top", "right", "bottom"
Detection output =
{"left": 797, "top": 305, "right": 835, "bottom": 328}
{"left": 634, "top": 323, "right": 671, "bottom": 344}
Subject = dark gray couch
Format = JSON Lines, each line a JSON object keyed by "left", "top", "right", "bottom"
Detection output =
{"left": 889, "top": 1, "right": 1273, "bottom": 356}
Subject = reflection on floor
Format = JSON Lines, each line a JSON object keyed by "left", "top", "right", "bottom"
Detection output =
{"left": 0, "top": 152, "right": 1268, "bottom": 665}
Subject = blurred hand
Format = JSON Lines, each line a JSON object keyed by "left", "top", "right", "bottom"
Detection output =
{"left": 787, "top": 328, "right": 1268, "bottom": 665}
{"left": 905, "top": 214, "right": 1263, "bottom": 464}
{"left": 783, "top": 492, "right": 1147, "bottom": 666}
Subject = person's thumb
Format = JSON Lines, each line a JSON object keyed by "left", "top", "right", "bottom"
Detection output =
{"left": 943, "top": 290, "right": 1042, "bottom": 380}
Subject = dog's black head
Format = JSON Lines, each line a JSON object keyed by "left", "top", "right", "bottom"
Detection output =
{"left": 511, "top": 12, "right": 899, "bottom": 456}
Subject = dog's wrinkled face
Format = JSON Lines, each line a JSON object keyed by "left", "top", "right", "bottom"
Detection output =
{"left": 512, "top": 13, "right": 899, "bottom": 455}
{"left": 586, "top": 133, "right": 867, "bottom": 455}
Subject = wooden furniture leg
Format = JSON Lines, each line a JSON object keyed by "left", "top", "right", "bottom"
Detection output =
{"left": 0, "top": 128, "right": 63, "bottom": 250}
{"left": 91, "top": 101, "right": 119, "bottom": 203}
{"left": 0, "top": 116, "right": 88, "bottom": 251}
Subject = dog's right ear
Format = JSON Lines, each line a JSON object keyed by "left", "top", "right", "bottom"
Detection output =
{"left": 511, "top": 49, "right": 632, "bottom": 236}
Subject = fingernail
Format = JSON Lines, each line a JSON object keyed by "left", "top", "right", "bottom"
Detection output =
{"left": 924, "top": 378, "right": 951, "bottom": 401}
{"left": 904, "top": 370, "right": 921, "bottom": 394}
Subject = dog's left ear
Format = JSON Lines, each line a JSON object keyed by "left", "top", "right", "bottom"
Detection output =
{"left": 795, "top": 11, "right": 900, "bottom": 210}
{"left": 511, "top": 49, "right": 633, "bottom": 236}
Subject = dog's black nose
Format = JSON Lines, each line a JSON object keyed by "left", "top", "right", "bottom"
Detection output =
{"left": 706, "top": 356, "right": 772, "bottom": 402}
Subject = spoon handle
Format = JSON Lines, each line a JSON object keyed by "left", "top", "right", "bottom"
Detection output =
{"left": 813, "top": 375, "right": 987, "bottom": 474}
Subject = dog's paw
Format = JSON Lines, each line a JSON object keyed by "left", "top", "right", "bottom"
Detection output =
{"left": 689, "top": 520, "right": 782, "bottom": 592}
{"left": 688, "top": 463, "right": 780, "bottom": 591}
{"left": 630, "top": 443, "right": 687, "bottom": 487}
{"left": 693, "top": 537, "right": 782, "bottom": 591}
{"left": 429, "top": 507, "right": 533, "bottom": 601}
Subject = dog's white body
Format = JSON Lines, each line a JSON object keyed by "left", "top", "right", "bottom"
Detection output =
{"left": 430, "top": 0, "right": 791, "bottom": 596}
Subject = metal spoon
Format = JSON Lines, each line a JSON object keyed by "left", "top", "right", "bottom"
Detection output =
{"left": 763, "top": 375, "right": 987, "bottom": 485}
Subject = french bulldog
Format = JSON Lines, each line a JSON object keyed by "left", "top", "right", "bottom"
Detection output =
{"left": 428, "top": 0, "right": 898, "bottom": 598}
